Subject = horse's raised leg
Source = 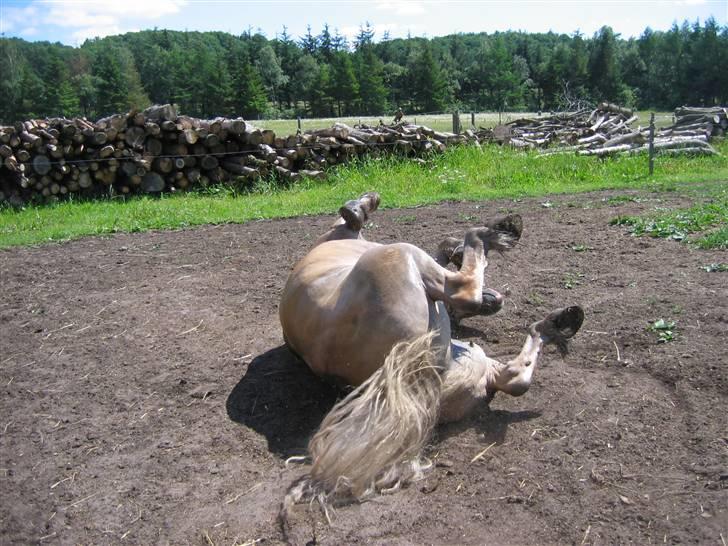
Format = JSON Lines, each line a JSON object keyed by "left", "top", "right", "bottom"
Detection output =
{"left": 439, "top": 305, "right": 584, "bottom": 422}
{"left": 430, "top": 216, "right": 522, "bottom": 319}
{"left": 314, "top": 191, "right": 381, "bottom": 246}
{"left": 492, "top": 305, "right": 584, "bottom": 396}
{"left": 434, "top": 215, "right": 522, "bottom": 320}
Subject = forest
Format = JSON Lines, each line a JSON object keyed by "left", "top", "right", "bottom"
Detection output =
{"left": 0, "top": 19, "right": 726, "bottom": 124}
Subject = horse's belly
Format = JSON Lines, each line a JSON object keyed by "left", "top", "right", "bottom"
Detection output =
{"left": 279, "top": 241, "right": 445, "bottom": 385}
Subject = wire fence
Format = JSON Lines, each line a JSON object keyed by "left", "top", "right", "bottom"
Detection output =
{"left": 257, "top": 110, "right": 677, "bottom": 135}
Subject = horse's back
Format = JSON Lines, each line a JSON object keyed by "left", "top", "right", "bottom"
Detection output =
{"left": 280, "top": 239, "right": 437, "bottom": 384}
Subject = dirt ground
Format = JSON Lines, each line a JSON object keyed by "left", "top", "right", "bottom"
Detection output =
{"left": 1, "top": 186, "right": 726, "bottom": 545}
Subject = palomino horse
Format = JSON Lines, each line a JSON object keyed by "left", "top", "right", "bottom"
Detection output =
{"left": 279, "top": 192, "right": 584, "bottom": 516}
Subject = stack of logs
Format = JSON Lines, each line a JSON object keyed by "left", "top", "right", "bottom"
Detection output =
{"left": 662, "top": 106, "right": 727, "bottom": 139}
{"left": 489, "top": 103, "right": 639, "bottom": 150}
{"left": 488, "top": 102, "right": 723, "bottom": 157}
{"left": 0, "top": 104, "right": 469, "bottom": 205}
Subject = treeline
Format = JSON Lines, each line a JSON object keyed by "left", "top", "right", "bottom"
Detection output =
{"left": 1, "top": 19, "right": 726, "bottom": 124}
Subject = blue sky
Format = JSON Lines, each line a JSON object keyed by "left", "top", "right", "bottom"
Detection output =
{"left": 1, "top": 0, "right": 726, "bottom": 46}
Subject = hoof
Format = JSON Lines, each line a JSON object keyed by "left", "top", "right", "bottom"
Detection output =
{"left": 534, "top": 305, "right": 585, "bottom": 355}
{"left": 339, "top": 192, "right": 381, "bottom": 231}
{"left": 339, "top": 200, "right": 366, "bottom": 231}
{"left": 436, "top": 237, "right": 464, "bottom": 268}
{"left": 487, "top": 214, "right": 523, "bottom": 250}
{"left": 480, "top": 288, "right": 503, "bottom": 316}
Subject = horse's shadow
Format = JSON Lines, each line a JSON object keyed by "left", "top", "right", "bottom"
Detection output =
{"left": 226, "top": 345, "right": 339, "bottom": 458}
{"left": 226, "top": 346, "right": 541, "bottom": 459}
{"left": 437, "top": 405, "right": 542, "bottom": 447}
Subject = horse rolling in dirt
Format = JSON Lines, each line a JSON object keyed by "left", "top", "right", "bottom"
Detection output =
{"left": 279, "top": 191, "right": 584, "bottom": 520}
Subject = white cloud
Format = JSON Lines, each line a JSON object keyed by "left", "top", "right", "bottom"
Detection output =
{"left": 71, "top": 24, "right": 123, "bottom": 42}
{"left": 7, "top": 0, "right": 185, "bottom": 44}
{"left": 21, "top": 26, "right": 39, "bottom": 36}
{"left": 375, "top": 0, "right": 426, "bottom": 16}
{"left": 1, "top": 4, "right": 39, "bottom": 34}
{"left": 41, "top": 0, "right": 186, "bottom": 21}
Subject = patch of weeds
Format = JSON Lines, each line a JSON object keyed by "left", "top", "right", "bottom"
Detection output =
{"left": 437, "top": 167, "right": 467, "bottom": 185}
{"left": 670, "top": 304, "right": 683, "bottom": 315}
{"left": 694, "top": 226, "right": 728, "bottom": 250}
{"left": 610, "top": 197, "right": 728, "bottom": 246}
{"left": 364, "top": 221, "right": 379, "bottom": 230}
{"left": 649, "top": 319, "right": 677, "bottom": 343}
{"left": 527, "top": 291, "right": 545, "bottom": 306}
{"left": 457, "top": 212, "right": 478, "bottom": 222}
{"left": 701, "top": 262, "right": 728, "bottom": 272}
{"left": 570, "top": 243, "right": 593, "bottom": 252}
{"left": 395, "top": 214, "right": 417, "bottom": 224}
{"left": 563, "top": 272, "right": 585, "bottom": 289}
{"left": 540, "top": 201, "right": 554, "bottom": 208}
{"left": 604, "top": 195, "right": 642, "bottom": 205}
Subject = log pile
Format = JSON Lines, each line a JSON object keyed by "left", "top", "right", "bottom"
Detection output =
{"left": 663, "top": 106, "right": 727, "bottom": 139}
{"left": 493, "top": 102, "right": 640, "bottom": 150}
{"left": 0, "top": 105, "right": 472, "bottom": 205}
{"left": 488, "top": 102, "right": 724, "bottom": 157}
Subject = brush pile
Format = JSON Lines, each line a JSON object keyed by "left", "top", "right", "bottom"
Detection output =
{"left": 480, "top": 102, "right": 722, "bottom": 158}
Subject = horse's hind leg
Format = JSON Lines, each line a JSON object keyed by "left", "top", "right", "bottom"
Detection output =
{"left": 314, "top": 191, "right": 381, "bottom": 246}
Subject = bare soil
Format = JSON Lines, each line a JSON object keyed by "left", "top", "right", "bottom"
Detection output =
{"left": 1, "top": 187, "right": 726, "bottom": 545}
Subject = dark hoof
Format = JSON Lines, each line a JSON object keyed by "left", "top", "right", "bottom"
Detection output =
{"left": 480, "top": 288, "right": 503, "bottom": 316}
{"left": 487, "top": 214, "right": 523, "bottom": 249}
{"left": 339, "top": 192, "right": 381, "bottom": 231}
{"left": 534, "top": 305, "right": 585, "bottom": 355}
{"left": 339, "top": 200, "right": 365, "bottom": 231}
{"left": 359, "top": 191, "right": 381, "bottom": 213}
{"left": 436, "top": 237, "right": 464, "bottom": 268}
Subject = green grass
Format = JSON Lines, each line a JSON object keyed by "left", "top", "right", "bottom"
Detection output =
{"left": 610, "top": 187, "right": 728, "bottom": 249}
{"left": 2, "top": 140, "right": 727, "bottom": 248}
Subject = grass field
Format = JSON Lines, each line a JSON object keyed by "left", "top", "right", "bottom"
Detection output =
{"left": 1, "top": 138, "right": 725, "bottom": 248}
{"left": 257, "top": 111, "right": 675, "bottom": 135}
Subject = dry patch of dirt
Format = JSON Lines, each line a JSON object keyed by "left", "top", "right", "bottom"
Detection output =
{"left": 1, "top": 188, "right": 726, "bottom": 545}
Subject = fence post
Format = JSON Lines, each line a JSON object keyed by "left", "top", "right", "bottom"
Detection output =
{"left": 297, "top": 117, "right": 301, "bottom": 133}
{"left": 648, "top": 112, "right": 655, "bottom": 176}
{"left": 471, "top": 112, "right": 475, "bottom": 128}
{"left": 452, "top": 110, "right": 461, "bottom": 134}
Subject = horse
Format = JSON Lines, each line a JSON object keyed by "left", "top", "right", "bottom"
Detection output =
{"left": 278, "top": 191, "right": 584, "bottom": 518}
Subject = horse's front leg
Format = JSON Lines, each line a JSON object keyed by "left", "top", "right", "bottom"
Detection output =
{"left": 439, "top": 305, "right": 584, "bottom": 422}
{"left": 492, "top": 305, "right": 584, "bottom": 396}
{"left": 435, "top": 215, "right": 522, "bottom": 321}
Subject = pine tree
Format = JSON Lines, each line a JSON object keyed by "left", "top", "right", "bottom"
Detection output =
{"left": 0, "top": 39, "right": 26, "bottom": 122}
{"left": 356, "top": 45, "right": 387, "bottom": 114}
{"left": 92, "top": 44, "right": 130, "bottom": 116}
{"left": 299, "top": 25, "right": 318, "bottom": 56}
{"left": 329, "top": 51, "right": 358, "bottom": 115}
{"left": 588, "top": 26, "right": 622, "bottom": 102}
{"left": 229, "top": 43, "right": 267, "bottom": 118}
{"left": 255, "top": 45, "right": 289, "bottom": 107}
{"left": 409, "top": 41, "right": 450, "bottom": 112}
{"left": 318, "top": 24, "right": 334, "bottom": 62}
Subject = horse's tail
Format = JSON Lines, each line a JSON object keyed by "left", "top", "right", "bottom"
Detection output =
{"left": 280, "top": 331, "right": 442, "bottom": 524}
